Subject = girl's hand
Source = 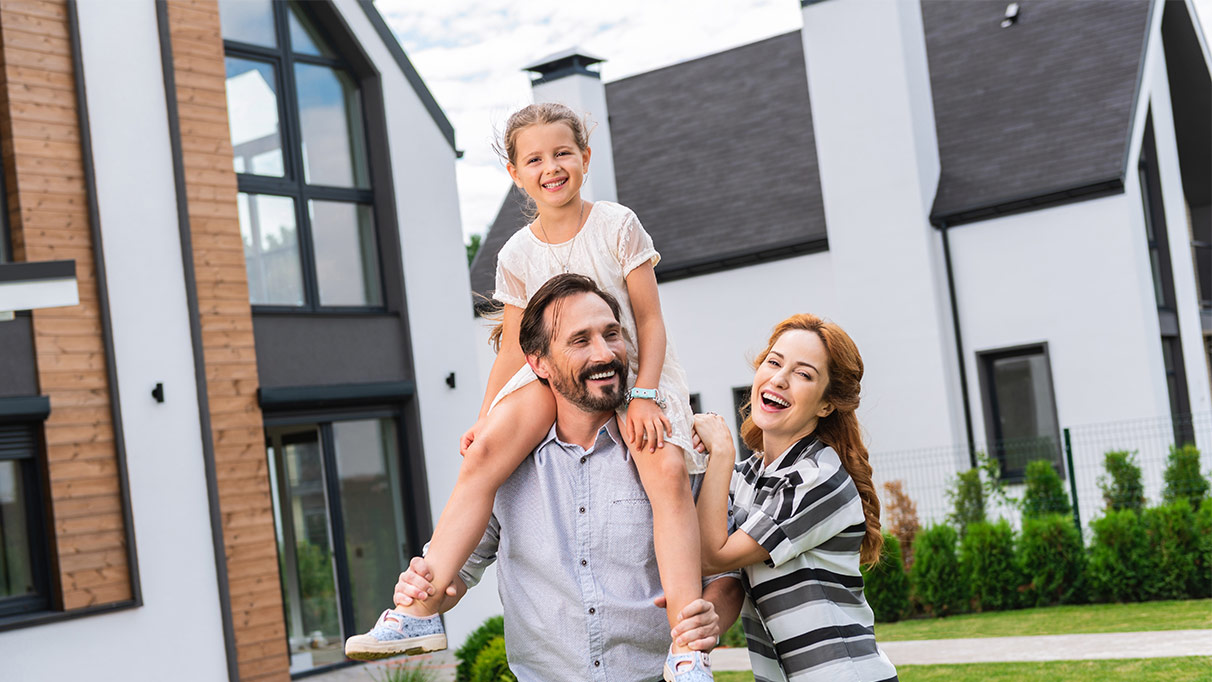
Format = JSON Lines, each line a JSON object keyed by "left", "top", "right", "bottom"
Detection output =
{"left": 625, "top": 397, "right": 671, "bottom": 453}
{"left": 460, "top": 417, "right": 486, "bottom": 456}
{"left": 693, "top": 413, "right": 735, "bottom": 458}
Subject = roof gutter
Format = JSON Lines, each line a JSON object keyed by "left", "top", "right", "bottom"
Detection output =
{"left": 939, "top": 219, "right": 976, "bottom": 467}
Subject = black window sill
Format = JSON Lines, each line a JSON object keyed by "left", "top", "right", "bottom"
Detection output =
{"left": 0, "top": 599, "right": 139, "bottom": 633}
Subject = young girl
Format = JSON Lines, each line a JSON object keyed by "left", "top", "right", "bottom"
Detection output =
{"left": 345, "top": 103, "right": 713, "bottom": 679}
{"left": 692, "top": 314, "right": 898, "bottom": 682}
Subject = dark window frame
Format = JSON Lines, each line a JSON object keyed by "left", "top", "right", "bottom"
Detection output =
{"left": 0, "top": 166, "right": 10, "bottom": 263}
{"left": 0, "top": 422, "right": 51, "bottom": 618}
{"left": 731, "top": 386, "right": 754, "bottom": 460}
{"left": 976, "top": 343, "right": 1063, "bottom": 482}
{"left": 224, "top": 1, "right": 388, "bottom": 315}
{"left": 263, "top": 405, "right": 425, "bottom": 678}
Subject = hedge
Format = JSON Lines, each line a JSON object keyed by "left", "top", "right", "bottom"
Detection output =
{"left": 960, "top": 520, "right": 1021, "bottom": 611}
{"left": 1018, "top": 514, "right": 1084, "bottom": 606}
{"left": 910, "top": 524, "right": 968, "bottom": 616}
{"left": 863, "top": 532, "right": 910, "bottom": 622}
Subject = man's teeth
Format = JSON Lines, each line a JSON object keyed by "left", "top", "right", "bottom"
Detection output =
{"left": 588, "top": 370, "right": 615, "bottom": 380}
{"left": 763, "top": 392, "right": 790, "bottom": 408}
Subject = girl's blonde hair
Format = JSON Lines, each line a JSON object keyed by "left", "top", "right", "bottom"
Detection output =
{"left": 740, "top": 314, "right": 884, "bottom": 567}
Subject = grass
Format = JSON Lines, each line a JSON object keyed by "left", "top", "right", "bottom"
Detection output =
{"left": 873, "top": 598, "right": 1212, "bottom": 641}
{"left": 716, "top": 657, "right": 1212, "bottom": 681}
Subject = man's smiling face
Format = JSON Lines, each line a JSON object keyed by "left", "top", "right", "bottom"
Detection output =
{"left": 531, "top": 291, "right": 629, "bottom": 414}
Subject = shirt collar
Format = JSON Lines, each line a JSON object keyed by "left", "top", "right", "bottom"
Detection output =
{"left": 541, "top": 415, "right": 626, "bottom": 460}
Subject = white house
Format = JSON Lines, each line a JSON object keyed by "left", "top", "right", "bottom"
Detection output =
{"left": 470, "top": 0, "right": 1212, "bottom": 528}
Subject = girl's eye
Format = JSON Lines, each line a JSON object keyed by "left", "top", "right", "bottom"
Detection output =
{"left": 528, "top": 157, "right": 540, "bottom": 164}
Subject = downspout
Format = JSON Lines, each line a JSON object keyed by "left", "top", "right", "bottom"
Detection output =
{"left": 940, "top": 219, "right": 977, "bottom": 467}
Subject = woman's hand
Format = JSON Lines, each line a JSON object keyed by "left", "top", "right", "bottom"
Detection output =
{"left": 625, "top": 397, "right": 671, "bottom": 453}
{"left": 693, "top": 413, "right": 735, "bottom": 460}
{"left": 459, "top": 417, "right": 486, "bottom": 456}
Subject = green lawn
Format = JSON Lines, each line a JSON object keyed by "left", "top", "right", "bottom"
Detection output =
{"left": 873, "top": 598, "right": 1212, "bottom": 641}
{"left": 716, "top": 657, "right": 1212, "bottom": 682}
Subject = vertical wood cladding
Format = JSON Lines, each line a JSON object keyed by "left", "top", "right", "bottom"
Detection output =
{"left": 0, "top": 0, "right": 131, "bottom": 610}
{"left": 163, "top": 0, "right": 287, "bottom": 679}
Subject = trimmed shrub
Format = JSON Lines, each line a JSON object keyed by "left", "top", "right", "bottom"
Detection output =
{"left": 1086, "top": 509, "right": 1148, "bottom": 603}
{"left": 883, "top": 480, "right": 920, "bottom": 568}
{"left": 862, "top": 532, "right": 911, "bottom": 622}
{"left": 721, "top": 617, "right": 747, "bottom": 648}
{"left": 910, "top": 524, "right": 969, "bottom": 616}
{"left": 1017, "top": 514, "right": 1084, "bottom": 606}
{"left": 1099, "top": 450, "right": 1145, "bottom": 513}
{"left": 959, "top": 520, "right": 1021, "bottom": 611}
{"left": 1141, "top": 501, "right": 1198, "bottom": 601}
{"left": 947, "top": 468, "right": 986, "bottom": 538}
{"left": 470, "top": 637, "right": 515, "bottom": 682}
{"left": 1021, "top": 460, "right": 1072, "bottom": 519}
{"left": 1195, "top": 499, "right": 1212, "bottom": 599}
{"left": 1163, "top": 444, "right": 1210, "bottom": 511}
{"left": 456, "top": 616, "right": 505, "bottom": 682}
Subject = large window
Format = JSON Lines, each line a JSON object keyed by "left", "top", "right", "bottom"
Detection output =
{"left": 221, "top": 0, "right": 383, "bottom": 311}
{"left": 977, "top": 345, "right": 1062, "bottom": 480}
{"left": 0, "top": 423, "right": 49, "bottom": 618}
{"left": 266, "top": 415, "right": 416, "bottom": 675}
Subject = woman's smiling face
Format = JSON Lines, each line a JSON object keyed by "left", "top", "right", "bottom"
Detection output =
{"left": 750, "top": 329, "right": 833, "bottom": 453}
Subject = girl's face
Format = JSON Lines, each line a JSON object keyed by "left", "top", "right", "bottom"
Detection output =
{"left": 507, "top": 122, "right": 591, "bottom": 213}
{"left": 750, "top": 329, "right": 833, "bottom": 451}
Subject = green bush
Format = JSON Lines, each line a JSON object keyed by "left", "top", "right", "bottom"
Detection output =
{"left": 1195, "top": 499, "right": 1212, "bottom": 599}
{"left": 470, "top": 637, "right": 515, "bottom": 682}
{"left": 1141, "top": 501, "right": 1198, "bottom": 601}
{"left": 1017, "top": 514, "right": 1084, "bottom": 606}
{"left": 862, "top": 533, "right": 911, "bottom": 622}
{"left": 947, "top": 468, "right": 986, "bottom": 538}
{"left": 959, "top": 520, "right": 1021, "bottom": 611}
{"left": 721, "top": 617, "right": 747, "bottom": 648}
{"left": 910, "top": 524, "right": 969, "bottom": 617}
{"left": 1086, "top": 508, "right": 1148, "bottom": 603}
{"left": 1021, "top": 460, "right": 1072, "bottom": 519}
{"left": 1099, "top": 450, "right": 1145, "bottom": 512}
{"left": 1163, "top": 444, "right": 1210, "bottom": 510}
{"left": 456, "top": 616, "right": 505, "bottom": 682}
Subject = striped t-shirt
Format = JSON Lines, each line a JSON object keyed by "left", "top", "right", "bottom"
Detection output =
{"left": 730, "top": 435, "right": 898, "bottom": 682}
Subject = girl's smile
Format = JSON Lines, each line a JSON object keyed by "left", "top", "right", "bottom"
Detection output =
{"left": 507, "top": 122, "right": 591, "bottom": 216}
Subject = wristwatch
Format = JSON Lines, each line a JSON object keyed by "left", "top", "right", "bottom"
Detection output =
{"left": 627, "top": 387, "right": 667, "bottom": 409}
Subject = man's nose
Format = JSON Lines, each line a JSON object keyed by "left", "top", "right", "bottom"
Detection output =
{"left": 588, "top": 335, "right": 613, "bottom": 362}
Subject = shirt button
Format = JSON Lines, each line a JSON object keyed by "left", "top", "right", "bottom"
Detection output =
{"left": 579, "top": 507, "right": 586, "bottom": 513}
{"left": 580, "top": 559, "right": 587, "bottom": 566}
{"left": 580, "top": 456, "right": 587, "bottom": 464}
{"left": 594, "top": 660, "right": 600, "bottom": 667}
{"left": 588, "top": 607, "right": 596, "bottom": 614}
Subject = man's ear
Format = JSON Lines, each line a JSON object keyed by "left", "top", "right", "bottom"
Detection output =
{"left": 526, "top": 353, "right": 549, "bottom": 381}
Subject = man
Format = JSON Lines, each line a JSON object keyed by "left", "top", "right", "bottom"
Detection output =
{"left": 376, "top": 274, "right": 741, "bottom": 680}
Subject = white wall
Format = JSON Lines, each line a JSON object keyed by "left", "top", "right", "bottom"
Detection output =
{"left": 335, "top": 0, "right": 497, "bottom": 648}
{"left": 0, "top": 2, "right": 230, "bottom": 679}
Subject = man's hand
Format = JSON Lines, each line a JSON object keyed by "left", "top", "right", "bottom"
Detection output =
{"left": 394, "top": 556, "right": 457, "bottom": 608}
{"left": 625, "top": 397, "right": 671, "bottom": 453}
{"left": 654, "top": 595, "right": 721, "bottom": 651}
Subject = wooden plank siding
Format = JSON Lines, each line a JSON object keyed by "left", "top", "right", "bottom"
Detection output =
{"left": 163, "top": 1, "right": 288, "bottom": 679}
{"left": 0, "top": 0, "right": 131, "bottom": 610}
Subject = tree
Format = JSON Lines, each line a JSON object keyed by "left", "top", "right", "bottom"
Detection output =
{"left": 466, "top": 233, "right": 483, "bottom": 266}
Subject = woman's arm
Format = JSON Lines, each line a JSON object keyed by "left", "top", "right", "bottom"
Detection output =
{"left": 693, "top": 414, "right": 772, "bottom": 574}
{"left": 623, "top": 262, "right": 672, "bottom": 451}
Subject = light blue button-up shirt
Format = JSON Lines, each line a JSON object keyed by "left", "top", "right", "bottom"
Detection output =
{"left": 457, "top": 418, "right": 725, "bottom": 682}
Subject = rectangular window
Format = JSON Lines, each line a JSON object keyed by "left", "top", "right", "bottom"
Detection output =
{"left": 731, "top": 386, "right": 754, "bottom": 460}
{"left": 0, "top": 423, "right": 49, "bottom": 617}
{"left": 978, "top": 345, "right": 1062, "bottom": 480}
{"left": 266, "top": 415, "right": 414, "bottom": 675}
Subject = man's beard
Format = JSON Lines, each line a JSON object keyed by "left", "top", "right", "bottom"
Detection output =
{"left": 550, "top": 358, "right": 629, "bottom": 412}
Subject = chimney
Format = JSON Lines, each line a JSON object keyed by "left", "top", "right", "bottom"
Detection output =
{"left": 523, "top": 49, "right": 618, "bottom": 203}
{"left": 800, "top": 0, "right": 966, "bottom": 453}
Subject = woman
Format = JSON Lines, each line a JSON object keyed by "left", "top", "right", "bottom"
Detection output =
{"left": 693, "top": 313, "right": 897, "bottom": 681}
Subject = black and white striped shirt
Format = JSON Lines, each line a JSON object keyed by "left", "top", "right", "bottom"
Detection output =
{"left": 731, "top": 436, "right": 897, "bottom": 682}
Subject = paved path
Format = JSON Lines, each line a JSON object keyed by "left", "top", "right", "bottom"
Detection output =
{"left": 710, "top": 629, "right": 1212, "bottom": 670}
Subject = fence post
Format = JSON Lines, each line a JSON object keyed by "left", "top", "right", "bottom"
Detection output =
{"left": 1063, "top": 428, "right": 1081, "bottom": 533}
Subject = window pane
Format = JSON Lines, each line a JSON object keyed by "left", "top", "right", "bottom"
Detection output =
{"left": 332, "top": 419, "right": 408, "bottom": 633}
{"left": 225, "top": 58, "right": 285, "bottom": 177}
{"left": 0, "top": 460, "right": 34, "bottom": 599}
{"left": 990, "top": 352, "right": 1059, "bottom": 473}
{"left": 240, "top": 193, "right": 305, "bottom": 306}
{"left": 218, "top": 0, "right": 277, "bottom": 48}
{"left": 295, "top": 63, "right": 369, "bottom": 188}
{"left": 310, "top": 201, "right": 381, "bottom": 307}
{"left": 268, "top": 430, "right": 344, "bottom": 673}
{"left": 289, "top": 3, "right": 336, "bottom": 58}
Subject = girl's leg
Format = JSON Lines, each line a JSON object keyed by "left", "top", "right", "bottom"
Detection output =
{"left": 629, "top": 442, "right": 702, "bottom": 655}
{"left": 400, "top": 380, "right": 555, "bottom": 616}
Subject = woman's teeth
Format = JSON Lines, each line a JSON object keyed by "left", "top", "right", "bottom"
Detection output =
{"left": 762, "top": 392, "right": 789, "bottom": 408}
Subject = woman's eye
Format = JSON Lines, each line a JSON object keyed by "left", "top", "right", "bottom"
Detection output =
{"left": 766, "top": 359, "right": 779, "bottom": 367}
{"left": 797, "top": 371, "right": 811, "bottom": 380}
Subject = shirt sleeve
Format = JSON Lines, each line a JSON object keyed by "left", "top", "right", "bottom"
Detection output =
{"left": 737, "top": 455, "right": 862, "bottom": 568}
{"left": 423, "top": 513, "right": 499, "bottom": 590}
{"left": 493, "top": 248, "right": 528, "bottom": 309}
{"left": 615, "top": 210, "right": 660, "bottom": 277}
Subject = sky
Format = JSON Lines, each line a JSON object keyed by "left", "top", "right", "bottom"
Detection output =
{"left": 372, "top": 0, "right": 1212, "bottom": 243}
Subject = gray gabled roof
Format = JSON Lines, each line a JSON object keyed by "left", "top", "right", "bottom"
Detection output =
{"left": 471, "top": 0, "right": 1156, "bottom": 298}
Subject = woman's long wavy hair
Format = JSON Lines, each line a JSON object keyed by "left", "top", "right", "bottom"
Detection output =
{"left": 740, "top": 314, "right": 883, "bottom": 566}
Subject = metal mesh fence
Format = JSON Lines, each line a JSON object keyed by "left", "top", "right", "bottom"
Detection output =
{"left": 870, "top": 412, "right": 1212, "bottom": 536}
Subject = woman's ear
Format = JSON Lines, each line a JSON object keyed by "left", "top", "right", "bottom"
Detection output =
{"left": 817, "top": 402, "right": 834, "bottom": 419}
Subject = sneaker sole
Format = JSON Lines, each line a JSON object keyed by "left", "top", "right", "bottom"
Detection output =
{"left": 345, "top": 633, "right": 448, "bottom": 661}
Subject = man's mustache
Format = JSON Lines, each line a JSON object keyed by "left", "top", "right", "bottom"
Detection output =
{"left": 578, "top": 359, "right": 626, "bottom": 384}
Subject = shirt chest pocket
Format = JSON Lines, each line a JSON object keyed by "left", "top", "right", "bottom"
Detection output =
{"left": 607, "top": 498, "right": 654, "bottom": 566}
